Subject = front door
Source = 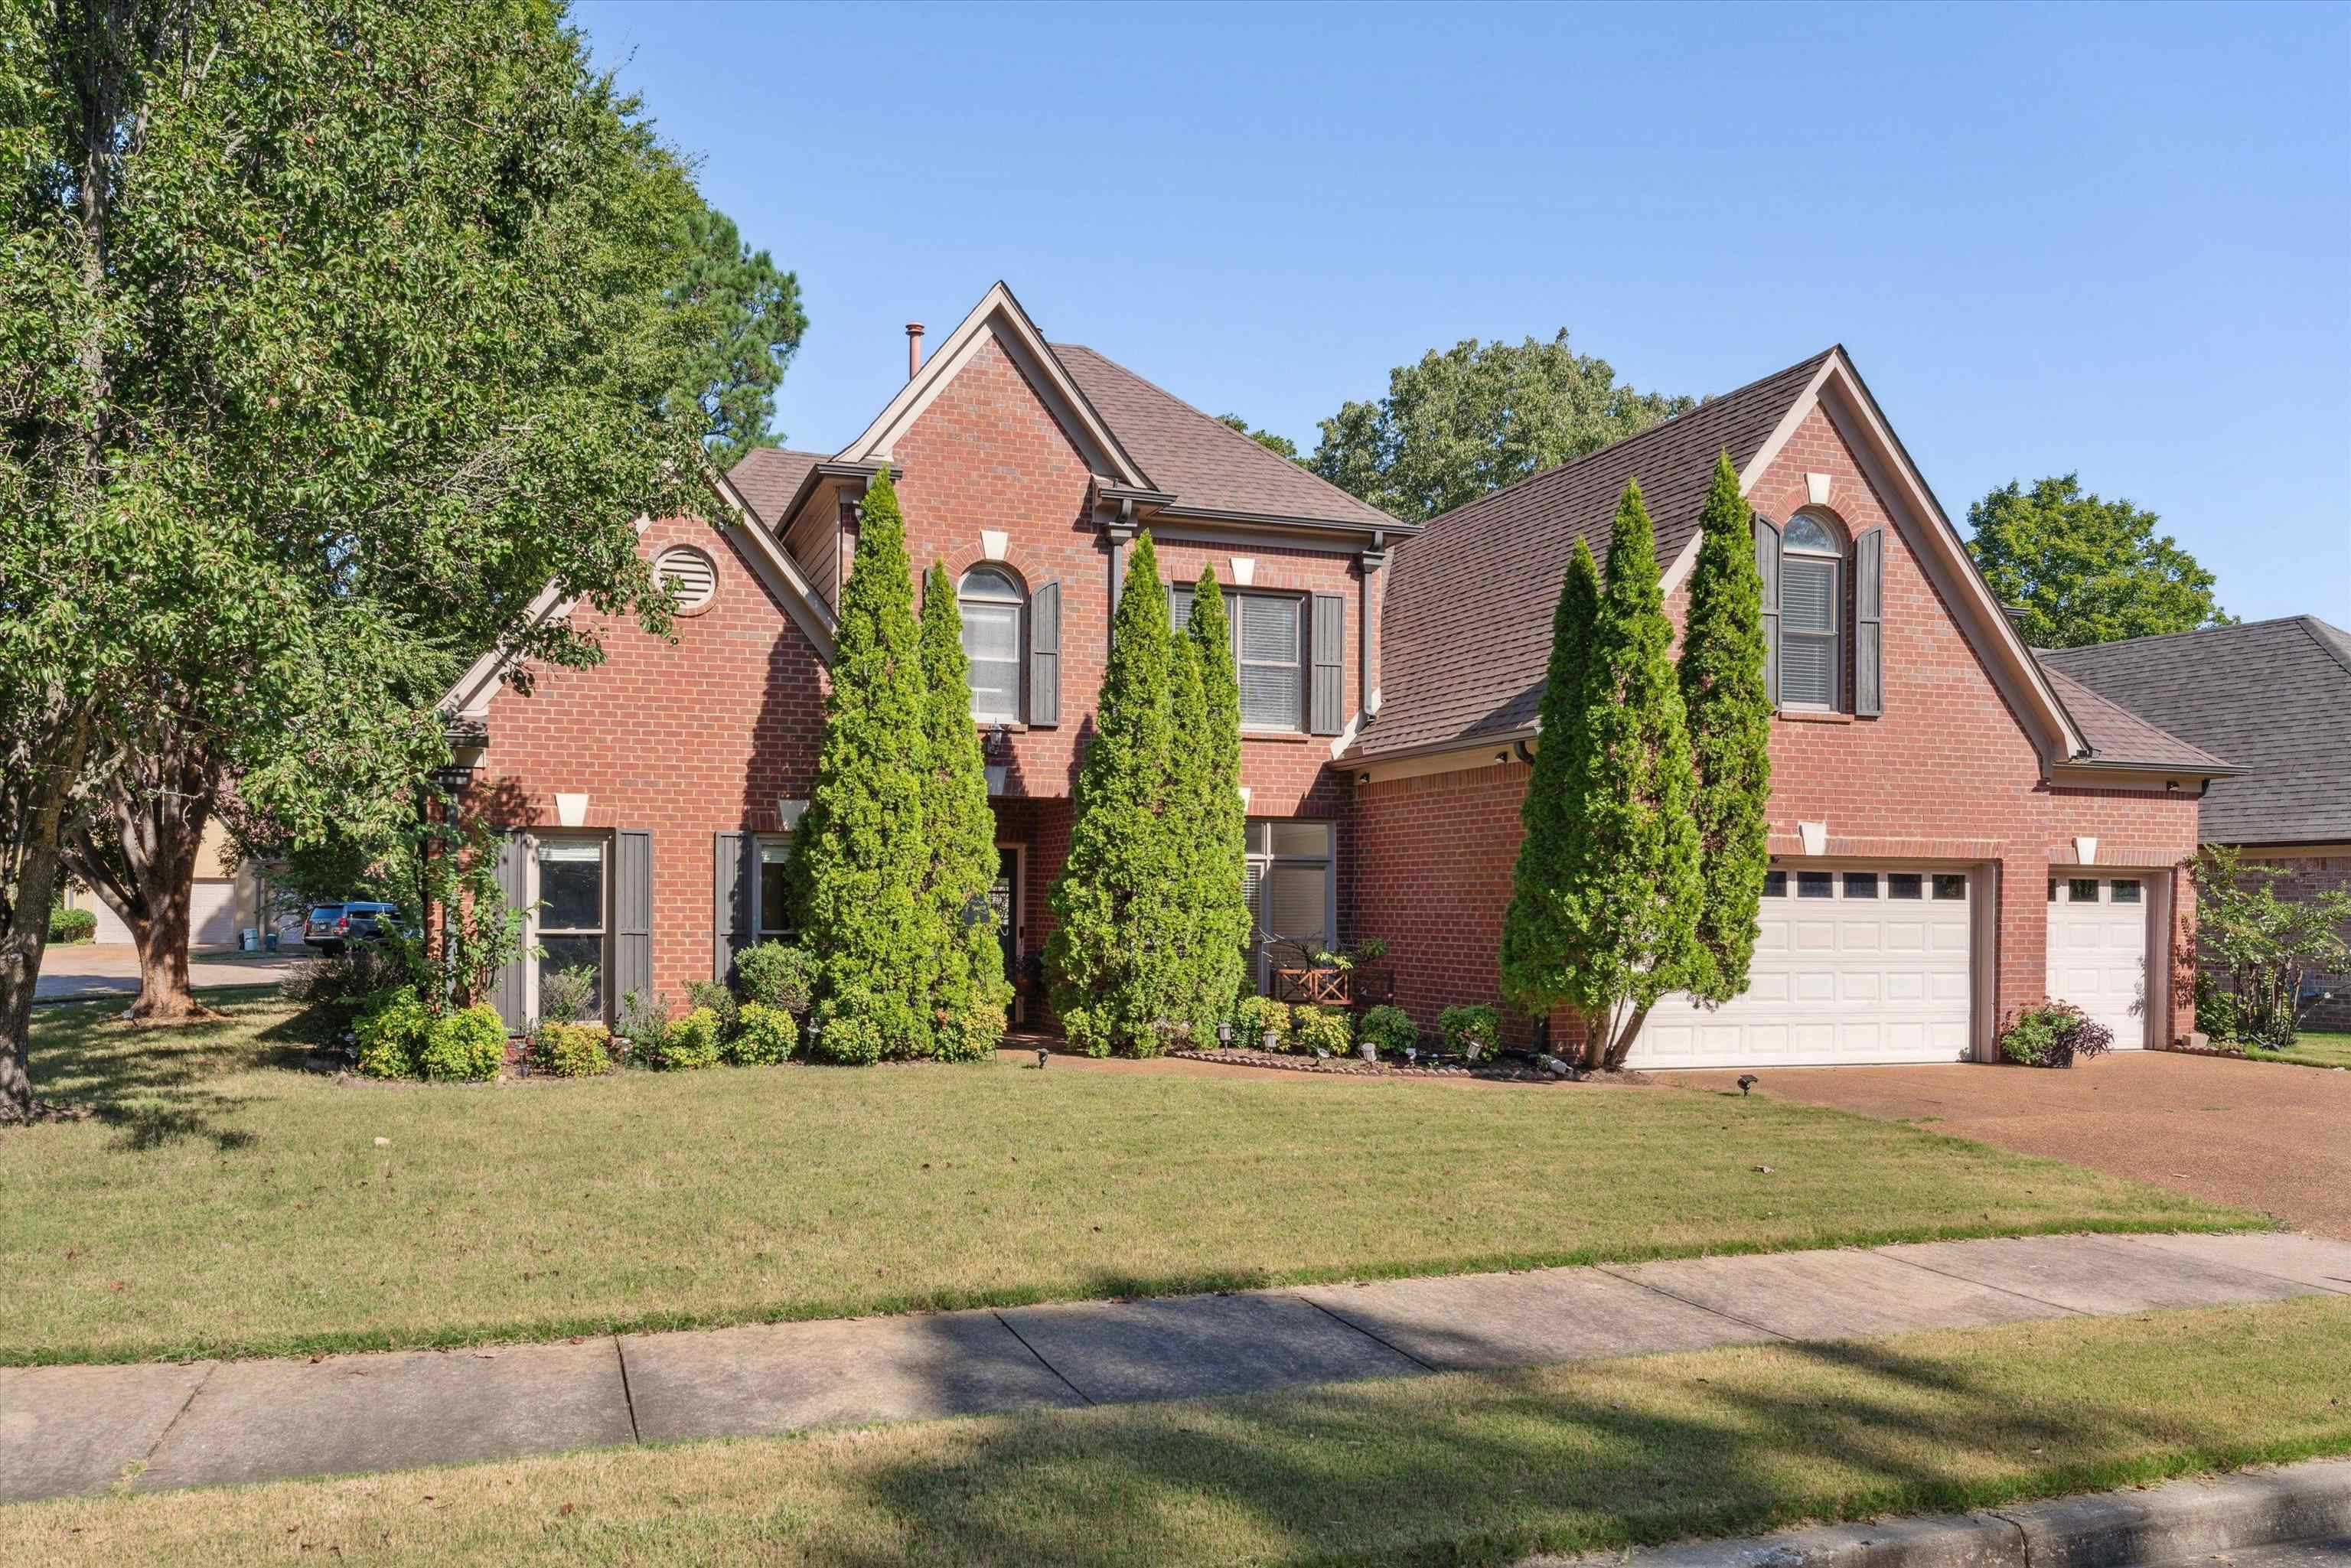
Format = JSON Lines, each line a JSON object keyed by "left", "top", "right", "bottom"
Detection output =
{"left": 991, "top": 846, "right": 1022, "bottom": 1020}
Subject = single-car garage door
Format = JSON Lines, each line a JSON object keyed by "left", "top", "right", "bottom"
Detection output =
{"left": 1631, "top": 867, "right": 1974, "bottom": 1069}
{"left": 80, "top": 880, "right": 237, "bottom": 947}
{"left": 2046, "top": 875, "right": 2149, "bottom": 1050}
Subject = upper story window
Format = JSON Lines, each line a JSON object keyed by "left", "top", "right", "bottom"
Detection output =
{"left": 1173, "top": 588, "right": 1308, "bottom": 733}
{"left": 1779, "top": 512, "right": 1843, "bottom": 709}
{"left": 1757, "top": 508, "right": 1883, "bottom": 718}
{"left": 959, "top": 566, "right": 1025, "bottom": 722}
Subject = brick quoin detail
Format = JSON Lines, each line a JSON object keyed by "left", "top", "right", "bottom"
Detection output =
{"left": 1348, "top": 404, "right": 2202, "bottom": 1051}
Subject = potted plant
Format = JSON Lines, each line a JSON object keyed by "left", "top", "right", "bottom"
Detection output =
{"left": 1440, "top": 1003, "right": 1500, "bottom": 1063}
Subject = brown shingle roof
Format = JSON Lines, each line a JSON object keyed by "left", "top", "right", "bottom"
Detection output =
{"left": 2039, "top": 665, "right": 2232, "bottom": 774}
{"left": 2041, "top": 618, "right": 2350, "bottom": 844}
{"left": 1050, "top": 344, "right": 1400, "bottom": 533}
{"left": 1359, "top": 350, "right": 1834, "bottom": 760}
{"left": 726, "top": 447, "right": 826, "bottom": 530}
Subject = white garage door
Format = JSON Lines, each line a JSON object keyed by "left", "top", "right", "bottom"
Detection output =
{"left": 84, "top": 895, "right": 133, "bottom": 944}
{"left": 2046, "top": 875, "right": 2149, "bottom": 1050}
{"left": 1631, "top": 867, "right": 1974, "bottom": 1069}
{"left": 190, "top": 880, "right": 237, "bottom": 947}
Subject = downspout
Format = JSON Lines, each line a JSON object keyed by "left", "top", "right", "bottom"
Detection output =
{"left": 1105, "top": 496, "right": 1137, "bottom": 628}
{"left": 1358, "top": 536, "right": 1387, "bottom": 724}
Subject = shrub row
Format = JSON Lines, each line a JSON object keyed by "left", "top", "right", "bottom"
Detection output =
{"left": 353, "top": 989, "right": 506, "bottom": 1082}
{"left": 1216, "top": 998, "right": 1502, "bottom": 1061}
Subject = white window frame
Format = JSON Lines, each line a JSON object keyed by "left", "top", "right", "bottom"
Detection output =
{"left": 1180, "top": 588, "right": 1308, "bottom": 734}
{"left": 958, "top": 566, "right": 1026, "bottom": 724}
{"left": 1779, "top": 512, "right": 1844, "bottom": 711}
{"left": 527, "top": 832, "right": 611, "bottom": 1022}
{"left": 753, "top": 836, "right": 795, "bottom": 942}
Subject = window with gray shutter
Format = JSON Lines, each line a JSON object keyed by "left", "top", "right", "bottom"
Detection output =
{"left": 1309, "top": 593, "right": 1344, "bottom": 735}
{"left": 1779, "top": 513, "right": 1841, "bottom": 709}
{"left": 1754, "top": 516, "right": 1781, "bottom": 708}
{"left": 615, "top": 830, "right": 651, "bottom": 1007}
{"left": 492, "top": 832, "right": 529, "bottom": 1030}
{"left": 1854, "top": 526, "right": 1883, "bottom": 717}
{"left": 1028, "top": 581, "right": 1060, "bottom": 727}
{"left": 1237, "top": 595, "right": 1303, "bottom": 731}
{"left": 712, "top": 831, "right": 752, "bottom": 980}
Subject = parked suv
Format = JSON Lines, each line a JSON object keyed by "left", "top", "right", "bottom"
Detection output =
{"left": 303, "top": 901, "right": 401, "bottom": 955}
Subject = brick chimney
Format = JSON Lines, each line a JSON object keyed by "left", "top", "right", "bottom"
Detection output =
{"left": 905, "top": 321, "right": 924, "bottom": 380}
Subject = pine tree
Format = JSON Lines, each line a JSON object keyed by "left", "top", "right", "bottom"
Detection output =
{"left": 1178, "top": 569, "right": 1251, "bottom": 1030}
{"left": 1498, "top": 537, "right": 1603, "bottom": 1021}
{"left": 918, "top": 562, "right": 1013, "bottom": 1060}
{"left": 1678, "top": 452, "right": 1775, "bottom": 1003}
{"left": 1046, "top": 533, "right": 1182, "bottom": 1056}
{"left": 797, "top": 470, "right": 931, "bottom": 1060}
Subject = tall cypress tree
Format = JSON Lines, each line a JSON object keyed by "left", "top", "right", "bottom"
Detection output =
{"left": 1570, "top": 479, "right": 1704, "bottom": 1068}
{"left": 1678, "top": 453, "right": 1775, "bottom": 1003}
{"left": 1046, "top": 533, "right": 1182, "bottom": 1056}
{"left": 918, "top": 562, "right": 1012, "bottom": 1060}
{"left": 797, "top": 470, "right": 931, "bottom": 1060}
{"left": 1179, "top": 569, "right": 1251, "bottom": 1029}
{"left": 1498, "top": 538, "right": 1603, "bottom": 1022}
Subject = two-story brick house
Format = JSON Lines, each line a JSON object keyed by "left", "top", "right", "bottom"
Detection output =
{"left": 444, "top": 282, "right": 2229, "bottom": 1067}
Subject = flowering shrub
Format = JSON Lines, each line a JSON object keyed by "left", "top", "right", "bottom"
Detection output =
{"left": 1997, "top": 1000, "right": 2114, "bottom": 1068}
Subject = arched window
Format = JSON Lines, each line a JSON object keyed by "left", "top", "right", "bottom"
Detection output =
{"left": 1778, "top": 512, "right": 1843, "bottom": 709}
{"left": 959, "top": 566, "right": 1025, "bottom": 722}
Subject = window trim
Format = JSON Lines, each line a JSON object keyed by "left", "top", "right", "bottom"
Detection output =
{"left": 957, "top": 566, "right": 1027, "bottom": 725}
{"left": 528, "top": 832, "right": 611, "bottom": 1022}
{"left": 1778, "top": 511, "right": 1844, "bottom": 712}
{"left": 1244, "top": 818, "right": 1335, "bottom": 993}
{"left": 1178, "top": 585, "right": 1310, "bottom": 735}
{"left": 753, "top": 835, "right": 795, "bottom": 942}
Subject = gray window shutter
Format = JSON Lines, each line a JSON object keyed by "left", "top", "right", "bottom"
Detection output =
{"left": 1309, "top": 592, "right": 1345, "bottom": 735}
{"left": 1029, "top": 581, "right": 1060, "bottom": 727}
{"left": 615, "top": 830, "right": 651, "bottom": 1006}
{"left": 713, "top": 831, "right": 752, "bottom": 981}
{"left": 1754, "top": 516, "right": 1782, "bottom": 708}
{"left": 1854, "top": 526, "right": 1883, "bottom": 717}
{"left": 492, "top": 832, "right": 529, "bottom": 1030}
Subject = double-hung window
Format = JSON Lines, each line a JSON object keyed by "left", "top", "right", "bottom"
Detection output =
{"left": 535, "top": 837, "right": 608, "bottom": 1015}
{"left": 959, "top": 567, "right": 1025, "bottom": 722}
{"left": 755, "top": 839, "right": 794, "bottom": 941}
{"left": 1778, "top": 513, "right": 1841, "bottom": 709}
{"left": 1174, "top": 588, "right": 1307, "bottom": 732}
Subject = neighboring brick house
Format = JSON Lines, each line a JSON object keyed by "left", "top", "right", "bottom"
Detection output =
{"left": 442, "top": 284, "right": 2229, "bottom": 1068}
{"left": 2042, "top": 618, "right": 2351, "bottom": 1028}
{"left": 442, "top": 282, "right": 1413, "bottom": 1028}
{"left": 1351, "top": 347, "right": 2231, "bottom": 1066}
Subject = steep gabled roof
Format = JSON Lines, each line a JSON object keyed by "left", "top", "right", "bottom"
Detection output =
{"left": 2041, "top": 617, "right": 2351, "bottom": 843}
{"left": 1050, "top": 344, "right": 1400, "bottom": 533}
{"left": 2038, "top": 664, "right": 2233, "bottom": 774}
{"left": 725, "top": 447, "right": 824, "bottom": 530}
{"left": 1361, "top": 350, "right": 1833, "bottom": 760}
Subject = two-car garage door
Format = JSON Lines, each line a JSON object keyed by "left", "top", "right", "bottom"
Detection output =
{"left": 1631, "top": 867, "right": 1974, "bottom": 1070}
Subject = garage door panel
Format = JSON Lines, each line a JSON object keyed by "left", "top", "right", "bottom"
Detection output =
{"left": 1630, "top": 865, "right": 1973, "bottom": 1070}
{"left": 2045, "top": 879, "right": 2150, "bottom": 1051}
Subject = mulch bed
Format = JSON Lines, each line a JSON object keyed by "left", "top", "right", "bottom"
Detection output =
{"left": 1166, "top": 1047, "right": 1648, "bottom": 1084}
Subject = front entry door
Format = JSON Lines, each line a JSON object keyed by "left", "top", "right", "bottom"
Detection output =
{"left": 991, "top": 846, "right": 1022, "bottom": 1020}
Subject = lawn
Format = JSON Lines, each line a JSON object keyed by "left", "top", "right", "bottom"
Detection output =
{"left": 8, "top": 1296, "right": 2346, "bottom": 1568}
{"left": 2248, "top": 1029, "right": 2351, "bottom": 1070}
{"left": 0, "top": 992, "right": 2255, "bottom": 1366}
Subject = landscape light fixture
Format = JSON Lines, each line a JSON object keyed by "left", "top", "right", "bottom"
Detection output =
{"left": 1216, "top": 1020, "right": 1232, "bottom": 1048}
{"left": 1737, "top": 1074, "right": 1759, "bottom": 1097}
{"left": 1037, "top": 1047, "right": 1050, "bottom": 1069}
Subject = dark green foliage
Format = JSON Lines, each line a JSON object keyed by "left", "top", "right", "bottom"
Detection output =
{"left": 1498, "top": 539, "right": 1603, "bottom": 1019}
{"left": 796, "top": 471, "right": 931, "bottom": 1058}
{"left": 419, "top": 1005, "right": 508, "bottom": 1082}
{"left": 726, "top": 1002, "right": 797, "bottom": 1066}
{"left": 1311, "top": 332, "right": 1694, "bottom": 523}
{"left": 1967, "top": 474, "right": 2233, "bottom": 648}
{"left": 354, "top": 989, "right": 430, "bottom": 1080}
{"left": 530, "top": 1022, "right": 613, "bottom": 1078}
{"left": 1358, "top": 1004, "right": 1419, "bottom": 1057}
{"left": 1996, "top": 1001, "right": 2115, "bottom": 1068}
{"left": 1214, "top": 413, "right": 1302, "bottom": 462}
{"left": 45, "top": 907, "right": 95, "bottom": 944}
{"left": 917, "top": 563, "right": 1011, "bottom": 1061}
{"left": 1169, "top": 569, "right": 1253, "bottom": 1037}
{"left": 1047, "top": 534, "right": 1183, "bottom": 1056}
{"left": 1439, "top": 1004, "right": 1500, "bottom": 1054}
{"left": 2193, "top": 846, "right": 2351, "bottom": 1047}
{"left": 651, "top": 1007, "right": 724, "bottom": 1071}
{"left": 732, "top": 940, "right": 817, "bottom": 1015}
{"left": 663, "top": 202, "right": 808, "bottom": 468}
{"left": 1678, "top": 453, "right": 1775, "bottom": 1003}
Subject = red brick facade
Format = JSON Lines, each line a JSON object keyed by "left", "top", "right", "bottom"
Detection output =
{"left": 2229, "top": 849, "right": 2351, "bottom": 1029}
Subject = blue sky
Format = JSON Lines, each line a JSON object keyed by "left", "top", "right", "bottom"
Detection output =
{"left": 575, "top": 0, "right": 2349, "bottom": 626}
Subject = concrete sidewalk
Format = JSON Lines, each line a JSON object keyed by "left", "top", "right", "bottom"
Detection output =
{"left": 5, "top": 1230, "right": 2345, "bottom": 1505}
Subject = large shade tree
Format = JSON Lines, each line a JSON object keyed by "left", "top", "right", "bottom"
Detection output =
{"left": 0, "top": 0, "right": 713, "bottom": 1115}
{"left": 1966, "top": 474, "right": 2232, "bottom": 648}
{"left": 663, "top": 200, "right": 807, "bottom": 468}
{"left": 1311, "top": 332, "right": 1694, "bottom": 523}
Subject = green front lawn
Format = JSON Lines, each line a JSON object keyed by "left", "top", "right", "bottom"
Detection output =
{"left": 11, "top": 1297, "right": 2346, "bottom": 1568}
{"left": 2248, "top": 1029, "right": 2351, "bottom": 1070}
{"left": 0, "top": 993, "right": 2256, "bottom": 1365}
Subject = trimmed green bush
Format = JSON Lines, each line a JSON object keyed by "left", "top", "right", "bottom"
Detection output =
{"left": 1439, "top": 1004, "right": 1501, "bottom": 1056}
{"left": 1997, "top": 1001, "right": 2115, "bottom": 1068}
{"left": 47, "top": 905, "right": 97, "bottom": 944}
{"left": 419, "top": 1004, "right": 508, "bottom": 1081}
{"left": 1358, "top": 1004, "right": 1419, "bottom": 1058}
{"left": 531, "top": 1021, "right": 612, "bottom": 1078}
{"left": 2193, "top": 972, "right": 2239, "bottom": 1044}
{"left": 728, "top": 1002, "right": 797, "bottom": 1066}
{"left": 354, "top": 988, "right": 430, "bottom": 1079}
{"left": 683, "top": 979, "right": 739, "bottom": 1037}
{"left": 807, "top": 997, "right": 882, "bottom": 1065}
{"left": 732, "top": 941, "right": 817, "bottom": 1015}
{"left": 654, "top": 1006, "right": 724, "bottom": 1071}
{"left": 1231, "top": 993, "right": 1291, "bottom": 1051}
{"left": 1166, "top": 569, "right": 1251, "bottom": 1037}
{"left": 1291, "top": 1006, "right": 1352, "bottom": 1057}
{"left": 934, "top": 1002, "right": 1007, "bottom": 1064}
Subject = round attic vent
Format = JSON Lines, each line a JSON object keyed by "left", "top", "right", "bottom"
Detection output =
{"left": 654, "top": 545, "right": 716, "bottom": 614}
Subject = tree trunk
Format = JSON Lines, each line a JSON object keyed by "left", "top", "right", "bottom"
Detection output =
{"left": 65, "top": 725, "right": 222, "bottom": 1025}
{"left": 1, "top": 716, "right": 92, "bottom": 1120}
{"left": 1603, "top": 1002, "right": 1654, "bottom": 1071}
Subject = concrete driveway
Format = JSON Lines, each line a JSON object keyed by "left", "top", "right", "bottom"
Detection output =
{"left": 1668, "top": 1051, "right": 2351, "bottom": 1239}
{"left": 34, "top": 941, "right": 307, "bottom": 1002}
